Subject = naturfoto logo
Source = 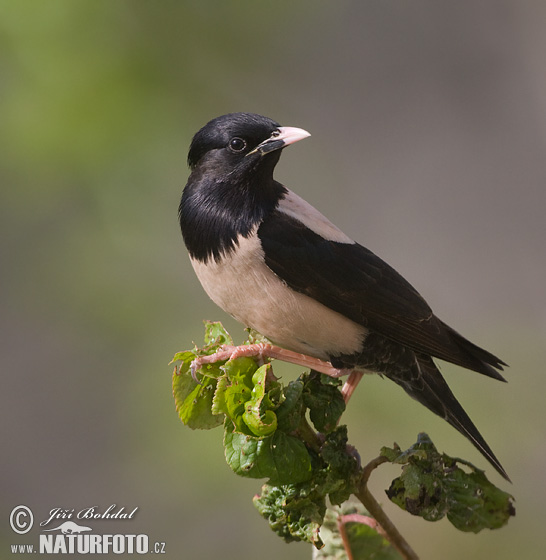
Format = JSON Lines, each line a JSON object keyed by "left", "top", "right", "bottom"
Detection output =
{"left": 42, "top": 521, "right": 91, "bottom": 534}
{"left": 10, "top": 505, "right": 166, "bottom": 556}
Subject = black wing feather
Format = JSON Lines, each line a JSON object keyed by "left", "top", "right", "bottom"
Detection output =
{"left": 258, "top": 210, "right": 506, "bottom": 379}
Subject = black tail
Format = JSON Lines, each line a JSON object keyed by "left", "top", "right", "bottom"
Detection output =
{"left": 390, "top": 355, "right": 510, "bottom": 481}
{"left": 439, "top": 320, "right": 508, "bottom": 382}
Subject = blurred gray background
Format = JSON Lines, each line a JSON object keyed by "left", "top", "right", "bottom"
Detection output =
{"left": 1, "top": 1, "right": 545, "bottom": 559}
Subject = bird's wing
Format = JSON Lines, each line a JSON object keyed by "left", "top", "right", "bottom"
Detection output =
{"left": 258, "top": 206, "right": 505, "bottom": 377}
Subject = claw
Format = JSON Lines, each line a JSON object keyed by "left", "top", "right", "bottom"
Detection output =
{"left": 190, "top": 359, "right": 202, "bottom": 384}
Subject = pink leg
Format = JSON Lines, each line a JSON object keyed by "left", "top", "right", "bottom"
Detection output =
{"left": 191, "top": 343, "right": 366, "bottom": 405}
{"left": 341, "top": 371, "right": 365, "bottom": 403}
{"left": 191, "top": 343, "right": 351, "bottom": 379}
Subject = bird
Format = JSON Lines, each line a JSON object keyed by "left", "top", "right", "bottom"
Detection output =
{"left": 178, "top": 112, "right": 509, "bottom": 481}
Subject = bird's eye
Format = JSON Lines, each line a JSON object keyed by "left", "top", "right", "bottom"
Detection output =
{"left": 229, "top": 137, "right": 247, "bottom": 152}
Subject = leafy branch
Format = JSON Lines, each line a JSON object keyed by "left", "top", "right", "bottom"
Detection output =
{"left": 171, "top": 322, "right": 514, "bottom": 559}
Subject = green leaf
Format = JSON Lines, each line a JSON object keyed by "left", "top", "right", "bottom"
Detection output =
{"left": 253, "top": 483, "right": 325, "bottom": 547}
{"left": 224, "top": 423, "right": 312, "bottom": 485}
{"left": 169, "top": 350, "right": 196, "bottom": 367}
{"left": 211, "top": 374, "right": 228, "bottom": 416}
{"left": 222, "top": 355, "right": 258, "bottom": 383}
{"left": 171, "top": 346, "right": 226, "bottom": 430}
{"left": 243, "top": 364, "right": 278, "bottom": 437}
{"left": 303, "top": 373, "right": 345, "bottom": 433}
{"left": 386, "top": 463, "right": 447, "bottom": 522}
{"left": 276, "top": 379, "right": 305, "bottom": 433}
{"left": 444, "top": 468, "right": 516, "bottom": 532}
{"left": 172, "top": 366, "right": 223, "bottom": 430}
{"left": 218, "top": 358, "right": 284, "bottom": 437}
{"left": 320, "top": 426, "right": 360, "bottom": 505}
{"left": 383, "top": 433, "right": 515, "bottom": 532}
{"left": 220, "top": 357, "right": 258, "bottom": 435}
{"left": 244, "top": 327, "right": 270, "bottom": 345}
{"left": 203, "top": 320, "right": 233, "bottom": 347}
{"left": 343, "top": 522, "right": 402, "bottom": 560}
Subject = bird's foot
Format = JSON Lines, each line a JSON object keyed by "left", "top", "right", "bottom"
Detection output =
{"left": 190, "top": 343, "right": 350, "bottom": 381}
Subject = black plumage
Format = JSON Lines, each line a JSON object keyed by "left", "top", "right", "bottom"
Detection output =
{"left": 258, "top": 210, "right": 506, "bottom": 380}
{"left": 179, "top": 112, "right": 509, "bottom": 480}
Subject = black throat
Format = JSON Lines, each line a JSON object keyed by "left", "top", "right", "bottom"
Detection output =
{"left": 179, "top": 163, "right": 287, "bottom": 264}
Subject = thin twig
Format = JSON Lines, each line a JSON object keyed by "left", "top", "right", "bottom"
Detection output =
{"left": 353, "top": 456, "right": 420, "bottom": 560}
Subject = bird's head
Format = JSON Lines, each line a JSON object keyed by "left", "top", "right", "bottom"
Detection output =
{"left": 187, "top": 112, "right": 310, "bottom": 180}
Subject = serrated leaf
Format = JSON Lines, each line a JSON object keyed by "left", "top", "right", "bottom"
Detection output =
{"left": 221, "top": 357, "right": 258, "bottom": 435}
{"left": 276, "top": 379, "right": 305, "bottom": 433}
{"left": 203, "top": 320, "right": 233, "bottom": 347}
{"left": 303, "top": 374, "right": 346, "bottom": 433}
{"left": 244, "top": 328, "right": 270, "bottom": 345}
{"left": 224, "top": 423, "right": 312, "bottom": 484}
{"left": 222, "top": 356, "right": 258, "bottom": 383}
{"left": 172, "top": 368, "right": 223, "bottom": 430}
{"left": 170, "top": 350, "right": 196, "bottom": 367}
{"left": 384, "top": 433, "right": 515, "bottom": 531}
{"left": 444, "top": 468, "right": 516, "bottom": 532}
{"left": 243, "top": 364, "right": 278, "bottom": 437}
{"left": 314, "top": 507, "right": 348, "bottom": 559}
{"left": 253, "top": 483, "right": 325, "bottom": 547}
{"left": 380, "top": 434, "right": 429, "bottom": 465}
{"left": 386, "top": 463, "right": 447, "bottom": 522}
{"left": 320, "top": 426, "right": 360, "bottom": 505}
{"left": 211, "top": 374, "right": 228, "bottom": 416}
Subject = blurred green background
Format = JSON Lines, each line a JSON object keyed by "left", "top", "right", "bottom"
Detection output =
{"left": 2, "top": 1, "right": 545, "bottom": 558}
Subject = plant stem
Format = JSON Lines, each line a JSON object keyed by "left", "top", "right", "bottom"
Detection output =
{"left": 353, "top": 456, "right": 420, "bottom": 560}
{"left": 295, "top": 415, "right": 323, "bottom": 454}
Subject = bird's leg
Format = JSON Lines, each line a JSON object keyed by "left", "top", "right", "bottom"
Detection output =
{"left": 190, "top": 343, "right": 351, "bottom": 380}
{"left": 341, "top": 371, "right": 365, "bottom": 404}
{"left": 191, "top": 343, "right": 365, "bottom": 404}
